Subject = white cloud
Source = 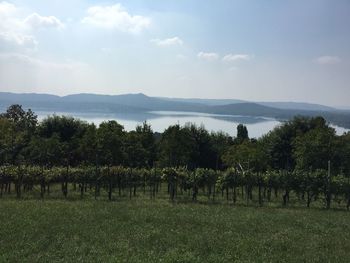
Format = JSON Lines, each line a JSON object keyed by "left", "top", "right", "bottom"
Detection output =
{"left": 0, "top": 2, "right": 63, "bottom": 50}
{"left": 0, "top": 31, "right": 37, "bottom": 48}
{"left": 0, "top": 1, "right": 16, "bottom": 18}
{"left": 150, "top": 37, "right": 183, "bottom": 47}
{"left": 316, "top": 56, "right": 341, "bottom": 65}
{"left": 81, "top": 4, "right": 151, "bottom": 33}
{"left": 0, "top": 2, "right": 35, "bottom": 49}
{"left": 197, "top": 52, "right": 219, "bottom": 61}
{"left": 222, "top": 54, "right": 253, "bottom": 62}
{"left": 24, "top": 13, "right": 64, "bottom": 30}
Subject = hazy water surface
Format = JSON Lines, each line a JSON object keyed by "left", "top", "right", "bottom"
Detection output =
{"left": 35, "top": 111, "right": 349, "bottom": 138}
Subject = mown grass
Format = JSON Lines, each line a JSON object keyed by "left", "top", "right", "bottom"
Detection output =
{"left": 0, "top": 195, "right": 350, "bottom": 262}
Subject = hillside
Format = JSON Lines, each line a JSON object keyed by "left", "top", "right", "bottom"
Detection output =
{"left": 0, "top": 92, "right": 349, "bottom": 128}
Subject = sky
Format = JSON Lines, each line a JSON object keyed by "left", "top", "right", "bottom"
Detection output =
{"left": 0, "top": 0, "right": 349, "bottom": 107}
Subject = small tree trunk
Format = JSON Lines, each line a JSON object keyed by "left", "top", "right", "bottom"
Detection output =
{"left": 81, "top": 183, "right": 84, "bottom": 198}
{"left": 0, "top": 183, "right": 4, "bottom": 198}
{"left": 153, "top": 184, "right": 156, "bottom": 198}
{"left": 63, "top": 166, "right": 69, "bottom": 198}
{"left": 307, "top": 191, "right": 311, "bottom": 208}
{"left": 192, "top": 185, "right": 197, "bottom": 202}
{"left": 40, "top": 180, "right": 45, "bottom": 199}
{"left": 326, "top": 160, "right": 332, "bottom": 209}
{"left": 95, "top": 181, "right": 99, "bottom": 200}
{"left": 108, "top": 183, "right": 112, "bottom": 201}
{"left": 212, "top": 183, "right": 216, "bottom": 201}
{"left": 108, "top": 166, "right": 112, "bottom": 201}
{"left": 258, "top": 173, "right": 263, "bottom": 206}
{"left": 233, "top": 186, "right": 237, "bottom": 204}
{"left": 258, "top": 185, "right": 262, "bottom": 206}
{"left": 246, "top": 186, "right": 249, "bottom": 205}
{"left": 283, "top": 189, "right": 289, "bottom": 206}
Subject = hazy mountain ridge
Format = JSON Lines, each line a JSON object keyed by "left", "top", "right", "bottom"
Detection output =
{"left": 158, "top": 97, "right": 246, "bottom": 106}
{"left": 0, "top": 92, "right": 208, "bottom": 112}
{"left": 160, "top": 97, "right": 336, "bottom": 112}
{"left": 0, "top": 92, "right": 340, "bottom": 111}
{"left": 0, "top": 92, "right": 349, "bottom": 128}
{"left": 258, "top": 102, "right": 336, "bottom": 111}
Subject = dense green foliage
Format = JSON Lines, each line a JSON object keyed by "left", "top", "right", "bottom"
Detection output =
{"left": 1, "top": 104, "right": 350, "bottom": 209}
{"left": 1, "top": 165, "right": 350, "bottom": 209}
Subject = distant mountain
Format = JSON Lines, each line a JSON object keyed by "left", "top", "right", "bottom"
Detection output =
{"left": 0, "top": 92, "right": 147, "bottom": 113}
{"left": 0, "top": 92, "right": 349, "bottom": 129}
{"left": 158, "top": 96, "right": 336, "bottom": 112}
{"left": 0, "top": 92, "right": 206, "bottom": 113}
{"left": 62, "top": 93, "right": 207, "bottom": 112}
{"left": 158, "top": 97, "right": 246, "bottom": 106}
{"left": 0, "top": 92, "right": 338, "bottom": 112}
{"left": 209, "top": 103, "right": 282, "bottom": 116}
{"left": 258, "top": 102, "right": 335, "bottom": 112}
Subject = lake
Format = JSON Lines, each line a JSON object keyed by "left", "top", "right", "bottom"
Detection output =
{"left": 35, "top": 110, "right": 349, "bottom": 138}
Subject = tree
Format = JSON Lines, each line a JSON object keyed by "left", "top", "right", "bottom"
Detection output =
{"left": 210, "top": 131, "right": 234, "bottom": 170}
{"left": 38, "top": 115, "right": 89, "bottom": 166}
{"left": 184, "top": 123, "right": 216, "bottom": 169}
{"left": 235, "top": 124, "right": 249, "bottom": 144}
{"left": 0, "top": 104, "right": 37, "bottom": 134}
{"left": 0, "top": 118, "right": 14, "bottom": 164}
{"left": 97, "top": 121, "right": 125, "bottom": 166}
{"left": 124, "top": 131, "right": 148, "bottom": 168}
{"left": 261, "top": 116, "right": 329, "bottom": 171}
{"left": 0, "top": 105, "right": 38, "bottom": 165}
{"left": 78, "top": 124, "right": 98, "bottom": 165}
{"left": 293, "top": 125, "right": 339, "bottom": 209}
{"left": 293, "top": 126, "right": 338, "bottom": 171}
{"left": 158, "top": 124, "right": 195, "bottom": 167}
{"left": 26, "top": 134, "right": 64, "bottom": 167}
{"left": 135, "top": 121, "right": 156, "bottom": 167}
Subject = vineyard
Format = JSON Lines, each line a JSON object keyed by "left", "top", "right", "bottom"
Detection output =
{"left": 1, "top": 107, "right": 350, "bottom": 261}
{"left": 1, "top": 165, "right": 350, "bottom": 210}
{"left": 1, "top": 105, "right": 350, "bottom": 210}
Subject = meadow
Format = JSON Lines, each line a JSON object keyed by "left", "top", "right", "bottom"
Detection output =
{"left": 1, "top": 189, "right": 349, "bottom": 263}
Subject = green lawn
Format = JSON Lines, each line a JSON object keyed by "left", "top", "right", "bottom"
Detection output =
{"left": 0, "top": 197, "right": 349, "bottom": 262}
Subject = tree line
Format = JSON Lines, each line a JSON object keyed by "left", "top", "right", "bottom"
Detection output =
{"left": 0, "top": 104, "right": 350, "bottom": 209}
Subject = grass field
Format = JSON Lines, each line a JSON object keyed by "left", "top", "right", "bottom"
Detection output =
{"left": 1, "top": 195, "right": 350, "bottom": 262}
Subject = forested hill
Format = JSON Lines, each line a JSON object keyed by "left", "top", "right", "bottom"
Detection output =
{"left": 0, "top": 92, "right": 208, "bottom": 113}
{"left": 0, "top": 92, "right": 349, "bottom": 128}
{"left": 161, "top": 97, "right": 336, "bottom": 111}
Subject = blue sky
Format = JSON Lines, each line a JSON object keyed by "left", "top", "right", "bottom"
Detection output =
{"left": 0, "top": 0, "right": 349, "bottom": 107}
